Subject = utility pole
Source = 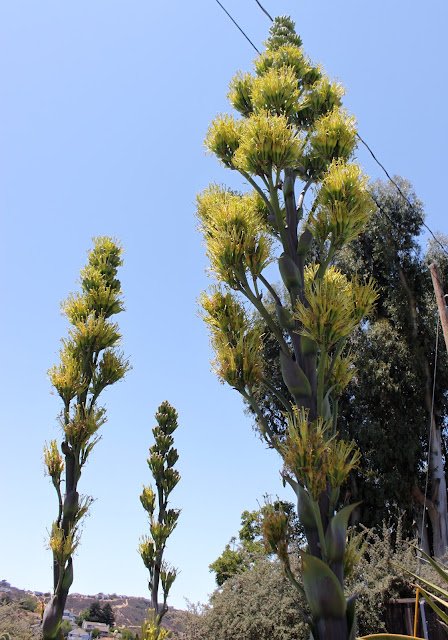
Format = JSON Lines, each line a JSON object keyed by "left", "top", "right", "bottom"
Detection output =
{"left": 430, "top": 262, "right": 448, "bottom": 353}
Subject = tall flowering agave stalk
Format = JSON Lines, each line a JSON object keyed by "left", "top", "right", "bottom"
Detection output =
{"left": 42, "top": 237, "right": 130, "bottom": 640}
{"left": 139, "top": 402, "right": 180, "bottom": 640}
{"left": 198, "top": 17, "right": 378, "bottom": 640}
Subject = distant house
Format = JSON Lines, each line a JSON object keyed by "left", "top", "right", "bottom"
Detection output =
{"left": 68, "top": 629, "right": 91, "bottom": 640}
{"left": 62, "top": 609, "right": 77, "bottom": 625}
{"left": 82, "top": 620, "right": 110, "bottom": 637}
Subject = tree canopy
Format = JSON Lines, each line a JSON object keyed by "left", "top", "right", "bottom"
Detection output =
{"left": 336, "top": 178, "right": 448, "bottom": 553}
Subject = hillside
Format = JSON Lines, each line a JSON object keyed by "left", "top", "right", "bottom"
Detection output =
{"left": 0, "top": 581, "right": 187, "bottom": 637}
{"left": 66, "top": 592, "right": 186, "bottom": 634}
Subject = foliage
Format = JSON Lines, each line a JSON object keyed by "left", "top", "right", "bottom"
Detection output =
{"left": 184, "top": 557, "right": 309, "bottom": 640}
{"left": 198, "top": 14, "right": 378, "bottom": 639}
{"left": 42, "top": 237, "right": 130, "bottom": 640}
{"left": 101, "top": 603, "right": 115, "bottom": 626}
{"left": 139, "top": 402, "right": 180, "bottom": 637}
{"left": 19, "top": 599, "right": 37, "bottom": 613}
{"left": 336, "top": 178, "right": 448, "bottom": 552}
{"left": 210, "top": 503, "right": 301, "bottom": 586}
{"left": 394, "top": 543, "right": 448, "bottom": 629}
{"left": 119, "top": 630, "right": 136, "bottom": 640}
{"left": 0, "top": 601, "right": 41, "bottom": 640}
{"left": 345, "top": 519, "right": 417, "bottom": 636}
{"left": 60, "top": 620, "right": 72, "bottom": 638}
{"left": 77, "top": 600, "right": 115, "bottom": 626}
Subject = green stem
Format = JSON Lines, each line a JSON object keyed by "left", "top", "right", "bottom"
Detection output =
{"left": 238, "top": 277, "right": 290, "bottom": 354}
{"left": 267, "top": 174, "right": 289, "bottom": 251}
{"left": 316, "top": 351, "right": 327, "bottom": 417}
{"left": 261, "top": 377, "right": 292, "bottom": 413}
{"left": 325, "top": 338, "right": 346, "bottom": 386}
{"left": 239, "top": 170, "right": 276, "bottom": 219}
{"left": 332, "top": 397, "right": 338, "bottom": 437}
{"left": 316, "top": 243, "right": 336, "bottom": 280}
{"left": 243, "top": 388, "right": 280, "bottom": 453}
{"left": 312, "top": 498, "right": 328, "bottom": 561}
{"left": 258, "top": 273, "right": 281, "bottom": 305}
{"left": 283, "top": 562, "right": 307, "bottom": 602}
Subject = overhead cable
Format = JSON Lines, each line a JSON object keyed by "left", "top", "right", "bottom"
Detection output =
{"left": 217, "top": 0, "right": 448, "bottom": 257}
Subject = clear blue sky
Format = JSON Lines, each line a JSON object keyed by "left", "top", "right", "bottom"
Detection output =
{"left": 1, "top": 0, "right": 447, "bottom": 611}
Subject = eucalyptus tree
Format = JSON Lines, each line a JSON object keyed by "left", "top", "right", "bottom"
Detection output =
{"left": 139, "top": 401, "right": 180, "bottom": 640}
{"left": 42, "top": 237, "right": 130, "bottom": 640}
{"left": 198, "top": 16, "right": 378, "bottom": 640}
{"left": 337, "top": 178, "right": 448, "bottom": 555}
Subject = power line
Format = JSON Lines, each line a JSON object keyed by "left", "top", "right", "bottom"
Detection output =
{"left": 217, "top": 0, "right": 448, "bottom": 258}
{"left": 214, "top": 0, "right": 260, "bottom": 54}
{"left": 357, "top": 134, "right": 448, "bottom": 258}
{"left": 253, "top": 0, "right": 273, "bottom": 22}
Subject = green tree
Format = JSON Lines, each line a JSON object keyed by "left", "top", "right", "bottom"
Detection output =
{"left": 87, "top": 601, "right": 103, "bottom": 623}
{"left": 42, "top": 237, "right": 130, "bottom": 640}
{"left": 336, "top": 178, "right": 448, "bottom": 555}
{"left": 59, "top": 620, "right": 72, "bottom": 639}
{"left": 186, "top": 557, "right": 309, "bottom": 640}
{"left": 19, "top": 599, "right": 37, "bottom": 613}
{"left": 101, "top": 603, "right": 115, "bottom": 627}
{"left": 139, "top": 402, "right": 180, "bottom": 639}
{"left": 210, "top": 503, "right": 300, "bottom": 586}
{"left": 198, "top": 15, "right": 378, "bottom": 640}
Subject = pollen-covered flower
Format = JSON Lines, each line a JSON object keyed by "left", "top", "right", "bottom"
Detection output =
{"left": 234, "top": 111, "right": 304, "bottom": 176}
{"left": 294, "top": 264, "right": 378, "bottom": 349}
{"left": 197, "top": 184, "right": 273, "bottom": 286}
{"left": 227, "top": 71, "right": 254, "bottom": 117}
{"left": 200, "top": 286, "right": 264, "bottom": 390}
{"left": 251, "top": 66, "right": 302, "bottom": 118}
{"left": 43, "top": 440, "right": 64, "bottom": 481}
{"left": 309, "top": 160, "right": 375, "bottom": 249}
{"left": 205, "top": 114, "right": 243, "bottom": 168}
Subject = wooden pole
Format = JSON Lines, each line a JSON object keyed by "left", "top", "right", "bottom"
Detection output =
{"left": 429, "top": 263, "right": 448, "bottom": 353}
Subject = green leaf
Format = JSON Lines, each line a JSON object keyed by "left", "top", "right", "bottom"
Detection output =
{"left": 409, "top": 543, "right": 448, "bottom": 584}
{"left": 325, "top": 502, "right": 360, "bottom": 562}
{"left": 418, "top": 587, "right": 448, "bottom": 625}
{"left": 391, "top": 561, "right": 448, "bottom": 601}
{"left": 346, "top": 593, "right": 357, "bottom": 640}
{"left": 280, "top": 351, "right": 311, "bottom": 399}
{"left": 296, "top": 483, "right": 318, "bottom": 531}
{"left": 301, "top": 551, "right": 346, "bottom": 619}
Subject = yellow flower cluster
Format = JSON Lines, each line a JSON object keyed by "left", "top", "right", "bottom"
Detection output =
{"left": 204, "top": 114, "right": 243, "bottom": 168}
{"left": 281, "top": 406, "right": 360, "bottom": 499}
{"left": 43, "top": 440, "right": 64, "bottom": 480}
{"left": 49, "top": 524, "right": 79, "bottom": 566}
{"left": 227, "top": 71, "right": 254, "bottom": 117}
{"left": 48, "top": 348, "right": 84, "bottom": 405}
{"left": 201, "top": 286, "right": 264, "bottom": 390}
{"left": 309, "top": 160, "right": 376, "bottom": 249}
{"left": 324, "top": 351, "right": 355, "bottom": 396}
{"left": 62, "top": 405, "right": 106, "bottom": 448}
{"left": 294, "top": 264, "right": 378, "bottom": 349}
{"left": 197, "top": 184, "right": 273, "bottom": 287}
{"left": 251, "top": 66, "right": 302, "bottom": 117}
{"left": 255, "top": 45, "right": 318, "bottom": 89}
{"left": 261, "top": 503, "right": 290, "bottom": 563}
{"left": 295, "top": 77, "right": 344, "bottom": 128}
{"left": 234, "top": 111, "right": 304, "bottom": 175}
